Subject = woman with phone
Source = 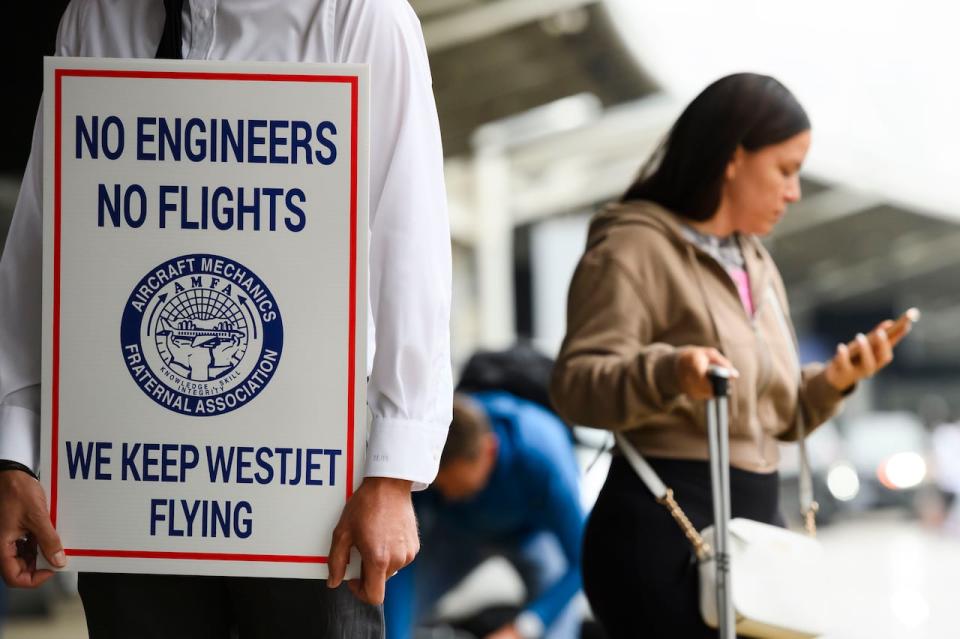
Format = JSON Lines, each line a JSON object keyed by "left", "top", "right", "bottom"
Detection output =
{"left": 549, "top": 73, "right": 910, "bottom": 637}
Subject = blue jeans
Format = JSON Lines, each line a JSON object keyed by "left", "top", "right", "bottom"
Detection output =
{"left": 385, "top": 527, "right": 579, "bottom": 639}
{"left": 78, "top": 573, "right": 382, "bottom": 639}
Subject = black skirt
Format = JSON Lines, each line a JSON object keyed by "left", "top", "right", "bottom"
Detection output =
{"left": 582, "top": 455, "right": 782, "bottom": 639}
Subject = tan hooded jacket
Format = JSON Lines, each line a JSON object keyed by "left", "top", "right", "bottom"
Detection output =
{"left": 550, "top": 200, "right": 846, "bottom": 472}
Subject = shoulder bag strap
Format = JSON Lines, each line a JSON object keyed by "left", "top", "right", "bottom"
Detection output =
{"left": 616, "top": 428, "right": 818, "bottom": 551}
{"left": 615, "top": 433, "right": 713, "bottom": 560}
{"left": 764, "top": 285, "right": 819, "bottom": 535}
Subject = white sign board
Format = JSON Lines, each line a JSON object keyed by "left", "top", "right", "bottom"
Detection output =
{"left": 40, "top": 57, "right": 368, "bottom": 578}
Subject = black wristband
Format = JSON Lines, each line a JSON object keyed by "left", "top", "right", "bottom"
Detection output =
{"left": 0, "top": 459, "right": 39, "bottom": 480}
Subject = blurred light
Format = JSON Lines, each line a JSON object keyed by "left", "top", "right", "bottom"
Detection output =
{"left": 877, "top": 452, "right": 927, "bottom": 490}
{"left": 826, "top": 462, "right": 860, "bottom": 501}
{"left": 890, "top": 588, "right": 930, "bottom": 629}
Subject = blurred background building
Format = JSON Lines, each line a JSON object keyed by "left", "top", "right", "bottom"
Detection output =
{"left": 3, "top": 1, "right": 960, "bottom": 637}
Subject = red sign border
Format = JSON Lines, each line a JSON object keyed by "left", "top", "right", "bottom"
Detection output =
{"left": 51, "top": 68, "right": 360, "bottom": 565}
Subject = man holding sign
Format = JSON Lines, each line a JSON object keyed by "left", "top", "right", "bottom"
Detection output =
{"left": 0, "top": 0, "right": 451, "bottom": 637}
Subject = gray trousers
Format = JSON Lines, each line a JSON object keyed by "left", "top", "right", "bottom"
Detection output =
{"left": 78, "top": 573, "right": 383, "bottom": 639}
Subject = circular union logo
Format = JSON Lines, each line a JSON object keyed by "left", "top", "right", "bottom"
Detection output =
{"left": 120, "top": 254, "right": 283, "bottom": 416}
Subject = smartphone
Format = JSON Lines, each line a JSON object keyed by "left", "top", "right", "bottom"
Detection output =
{"left": 848, "top": 307, "right": 919, "bottom": 364}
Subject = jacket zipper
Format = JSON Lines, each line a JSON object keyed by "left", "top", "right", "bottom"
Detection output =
{"left": 753, "top": 310, "right": 774, "bottom": 467}
{"left": 697, "top": 245, "right": 775, "bottom": 465}
{"left": 752, "top": 304, "right": 774, "bottom": 398}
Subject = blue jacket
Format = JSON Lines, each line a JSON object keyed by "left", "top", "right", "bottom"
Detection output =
{"left": 413, "top": 391, "right": 585, "bottom": 628}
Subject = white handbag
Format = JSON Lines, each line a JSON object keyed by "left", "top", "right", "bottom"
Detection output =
{"left": 616, "top": 381, "right": 832, "bottom": 638}
{"left": 697, "top": 519, "right": 828, "bottom": 638}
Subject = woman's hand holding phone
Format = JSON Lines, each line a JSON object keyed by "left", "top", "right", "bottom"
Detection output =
{"left": 824, "top": 308, "right": 919, "bottom": 392}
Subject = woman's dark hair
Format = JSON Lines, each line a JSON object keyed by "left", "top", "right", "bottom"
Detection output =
{"left": 621, "top": 73, "right": 810, "bottom": 221}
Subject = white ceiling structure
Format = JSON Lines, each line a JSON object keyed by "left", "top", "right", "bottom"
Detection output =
{"left": 606, "top": 0, "right": 960, "bottom": 221}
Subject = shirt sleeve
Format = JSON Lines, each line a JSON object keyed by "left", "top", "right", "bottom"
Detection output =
{"left": 0, "top": 107, "right": 43, "bottom": 469}
{"left": 0, "top": 5, "right": 85, "bottom": 472}
{"left": 334, "top": 0, "right": 452, "bottom": 488}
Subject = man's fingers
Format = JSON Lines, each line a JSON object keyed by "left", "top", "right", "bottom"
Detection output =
{"left": 28, "top": 514, "right": 66, "bottom": 569}
{"left": 29, "top": 569, "right": 56, "bottom": 587}
{"left": 326, "top": 527, "right": 351, "bottom": 589}
{"left": 7, "top": 567, "right": 55, "bottom": 589}
{"left": 0, "top": 546, "right": 21, "bottom": 587}
{"left": 347, "top": 578, "right": 363, "bottom": 600}
{"left": 0, "top": 472, "right": 63, "bottom": 586}
{"left": 403, "top": 542, "right": 419, "bottom": 569}
{"left": 329, "top": 476, "right": 417, "bottom": 602}
{"left": 347, "top": 564, "right": 386, "bottom": 606}
{"left": 359, "top": 555, "right": 387, "bottom": 605}
{"left": 2, "top": 471, "right": 63, "bottom": 569}
{"left": 0, "top": 545, "right": 54, "bottom": 589}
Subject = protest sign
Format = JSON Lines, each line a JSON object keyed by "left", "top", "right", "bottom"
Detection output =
{"left": 40, "top": 57, "right": 368, "bottom": 578}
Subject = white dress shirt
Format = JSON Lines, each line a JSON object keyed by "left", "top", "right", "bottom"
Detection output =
{"left": 0, "top": 0, "right": 452, "bottom": 488}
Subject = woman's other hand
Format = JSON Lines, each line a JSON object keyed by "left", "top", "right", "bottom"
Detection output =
{"left": 675, "top": 347, "right": 739, "bottom": 400}
{"left": 825, "top": 320, "right": 905, "bottom": 392}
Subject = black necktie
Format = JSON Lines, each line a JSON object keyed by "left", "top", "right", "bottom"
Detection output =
{"left": 155, "top": 0, "right": 185, "bottom": 59}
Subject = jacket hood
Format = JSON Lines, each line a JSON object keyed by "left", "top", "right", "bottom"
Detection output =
{"left": 589, "top": 200, "right": 769, "bottom": 286}
{"left": 586, "top": 199, "right": 689, "bottom": 250}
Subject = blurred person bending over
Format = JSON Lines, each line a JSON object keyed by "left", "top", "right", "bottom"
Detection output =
{"left": 0, "top": 1, "right": 452, "bottom": 637}
{"left": 550, "top": 73, "right": 908, "bottom": 638}
{"left": 385, "top": 392, "right": 585, "bottom": 639}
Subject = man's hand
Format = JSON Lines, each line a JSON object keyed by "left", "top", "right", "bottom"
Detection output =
{"left": 327, "top": 477, "right": 418, "bottom": 605}
{"left": 0, "top": 470, "right": 66, "bottom": 587}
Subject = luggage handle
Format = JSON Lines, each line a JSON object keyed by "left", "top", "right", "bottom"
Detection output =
{"left": 705, "top": 365, "right": 736, "bottom": 639}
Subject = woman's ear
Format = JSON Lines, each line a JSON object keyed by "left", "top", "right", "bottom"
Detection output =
{"left": 725, "top": 146, "right": 745, "bottom": 181}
